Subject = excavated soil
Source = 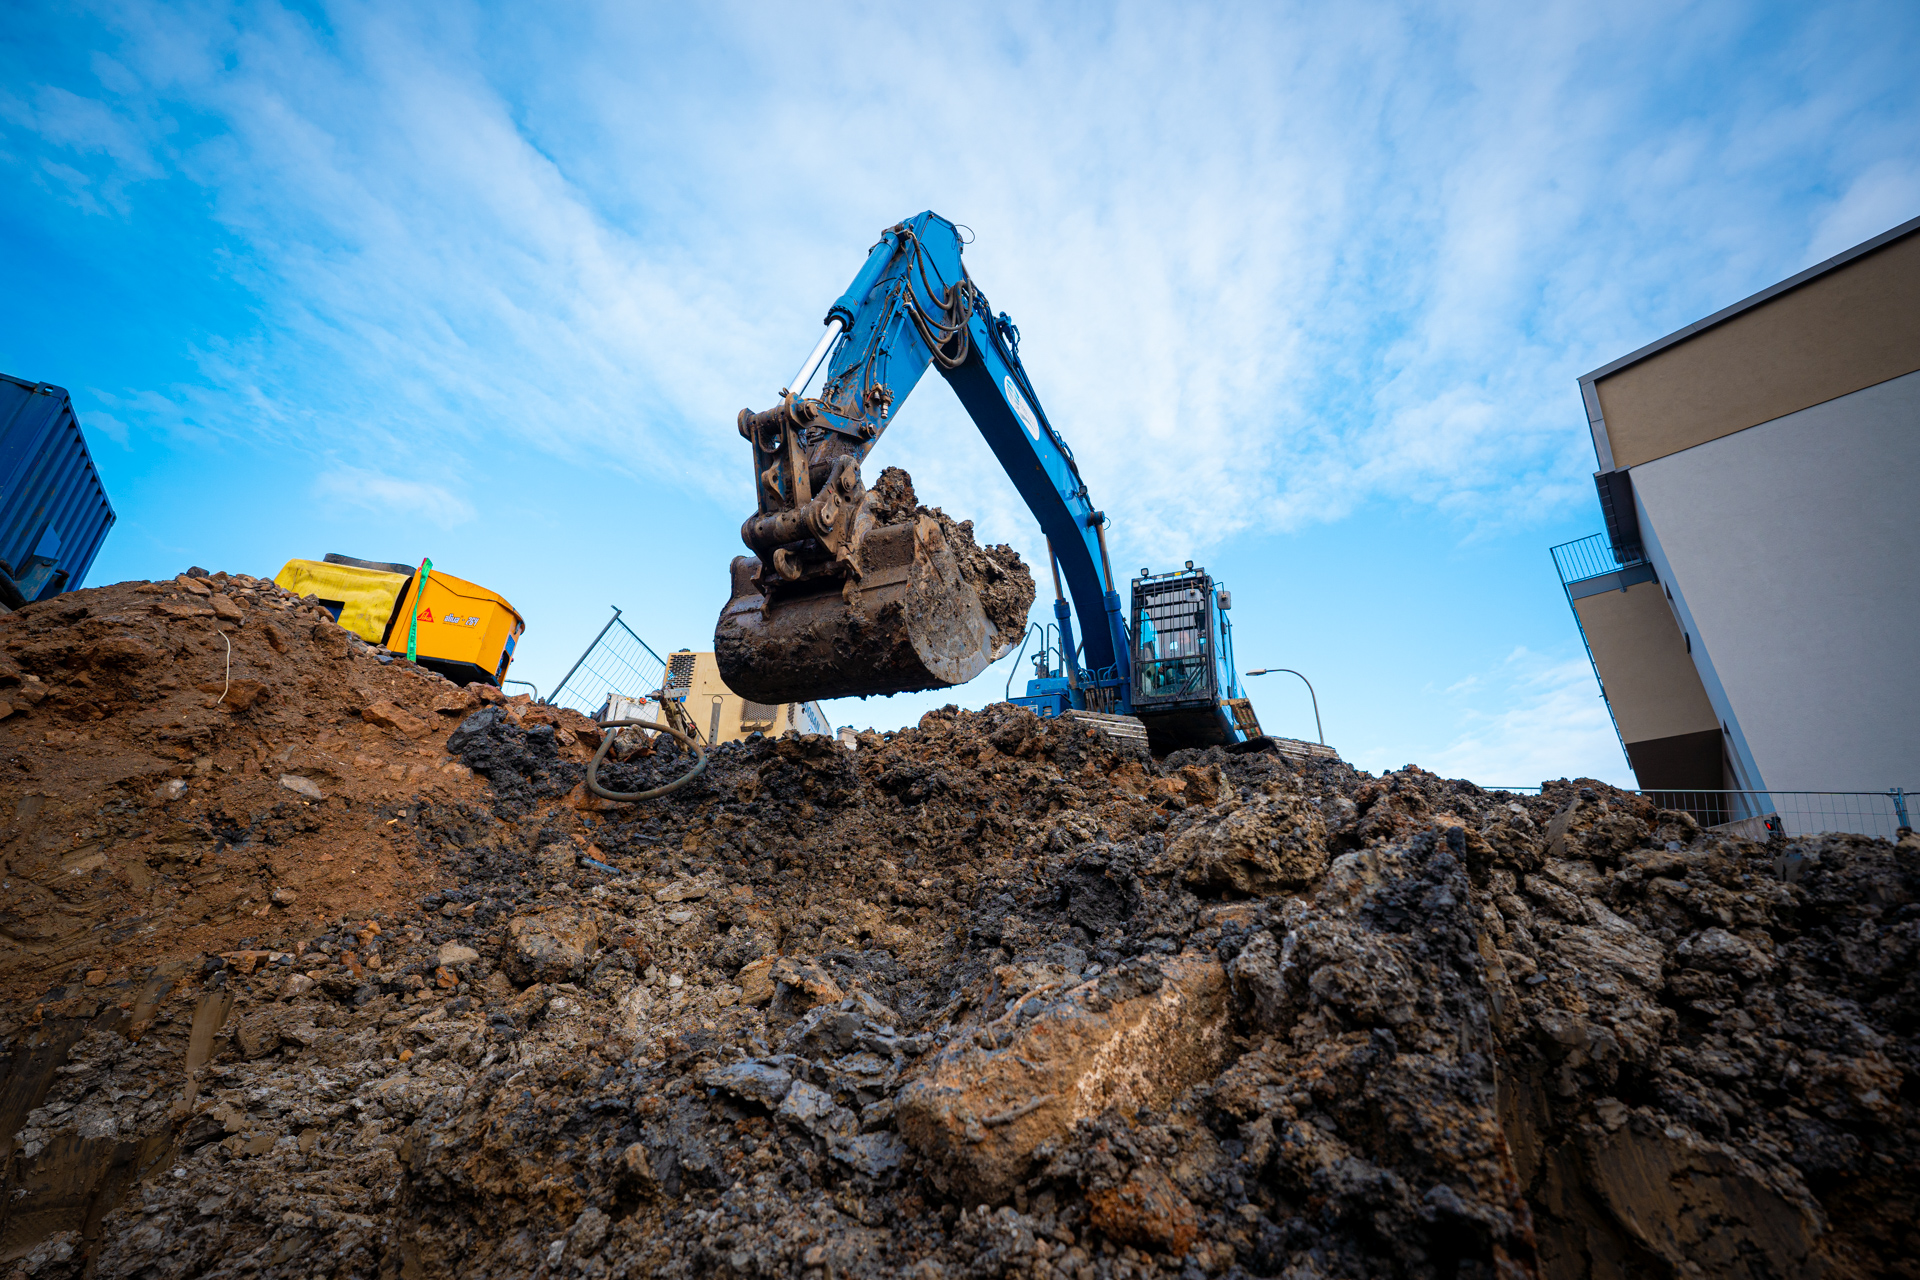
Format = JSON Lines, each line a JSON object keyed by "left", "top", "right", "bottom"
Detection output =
{"left": 867, "top": 466, "right": 1035, "bottom": 645}
{"left": 3, "top": 573, "right": 1917, "bottom": 1280}
{"left": 713, "top": 467, "right": 1034, "bottom": 704}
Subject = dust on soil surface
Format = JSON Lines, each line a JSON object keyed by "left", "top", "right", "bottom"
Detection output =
{"left": 4, "top": 574, "right": 1917, "bottom": 1280}
{"left": 868, "top": 465, "right": 1035, "bottom": 645}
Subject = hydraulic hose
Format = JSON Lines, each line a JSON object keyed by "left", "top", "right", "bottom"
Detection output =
{"left": 586, "top": 718, "right": 709, "bottom": 802}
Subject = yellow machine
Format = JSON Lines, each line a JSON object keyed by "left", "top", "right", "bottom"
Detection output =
{"left": 646, "top": 650, "right": 832, "bottom": 746}
{"left": 273, "top": 553, "right": 525, "bottom": 688}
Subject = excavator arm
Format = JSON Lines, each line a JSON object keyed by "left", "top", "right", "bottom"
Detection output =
{"left": 717, "top": 211, "right": 1130, "bottom": 705}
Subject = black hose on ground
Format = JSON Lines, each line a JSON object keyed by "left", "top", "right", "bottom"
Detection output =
{"left": 586, "top": 718, "right": 708, "bottom": 802}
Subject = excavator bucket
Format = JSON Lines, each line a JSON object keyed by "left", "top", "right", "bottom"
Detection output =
{"left": 714, "top": 516, "right": 1000, "bottom": 704}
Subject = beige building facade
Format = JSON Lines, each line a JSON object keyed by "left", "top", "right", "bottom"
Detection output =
{"left": 1557, "top": 214, "right": 1920, "bottom": 805}
{"left": 658, "top": 649, "right": 833, "bottom": 746}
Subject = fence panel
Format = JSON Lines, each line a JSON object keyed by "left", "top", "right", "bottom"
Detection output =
{"left": 546, "top": 608, "right": 669, "bottom": 720}
{"left": 1484, "top": 786, "right": 1913, "bottom": 841}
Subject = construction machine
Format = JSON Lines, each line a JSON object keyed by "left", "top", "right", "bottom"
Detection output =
{"left": 716, "top": 211, "right": 1264, "bottom": 751}
{"left": 274, "top": 554, "right": 524, "bottom": 688}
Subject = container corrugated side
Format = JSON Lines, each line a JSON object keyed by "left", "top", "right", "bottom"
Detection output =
{"left": 0, "top": 373, "right": 116, "bottom": 604}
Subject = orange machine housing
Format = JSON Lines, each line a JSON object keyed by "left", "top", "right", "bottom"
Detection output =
{"left": 390, "top": 566, "right": 525, "bottom": 688}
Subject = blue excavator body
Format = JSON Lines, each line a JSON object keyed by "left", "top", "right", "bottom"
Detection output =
{"left": 713, "top": 212, "right": 1259, "bottom": 750}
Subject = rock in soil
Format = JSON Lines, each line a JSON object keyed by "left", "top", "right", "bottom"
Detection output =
{"left": 2, "top": 573, "right": 1917, "bottom": 1279}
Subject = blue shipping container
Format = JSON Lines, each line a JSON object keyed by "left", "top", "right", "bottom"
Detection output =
{"left": 0, "top": 373, "right": 116, "bottom": 609}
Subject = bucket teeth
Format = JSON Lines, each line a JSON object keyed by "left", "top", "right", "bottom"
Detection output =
{"left": 714, "top": 517, "right": 998, "bottom": 704}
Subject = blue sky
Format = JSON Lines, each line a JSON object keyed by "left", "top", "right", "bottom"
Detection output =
{"left": 3, "top": 1, "right": 1916, "bottom": 785}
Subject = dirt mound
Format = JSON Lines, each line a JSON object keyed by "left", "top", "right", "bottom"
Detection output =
{"left": 0, "top": 573, "right": 608, "bottom": 1007}
{"left": 3, "top": 577, "right": 1917, "bottom": 1279}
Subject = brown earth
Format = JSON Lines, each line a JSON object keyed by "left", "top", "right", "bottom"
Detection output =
{"left": 867, "top": 465, "right": 1035, "bottom": 646}
{"left": 1, "top": 573, "right": 1916, "bottom": 1280}
{"left": 712, "top": 466, "right": 1034, "bottom": 705}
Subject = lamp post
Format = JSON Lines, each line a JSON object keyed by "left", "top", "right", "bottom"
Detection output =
{"left": 1244, "top": 668, "right": 1323, "bottom": 745}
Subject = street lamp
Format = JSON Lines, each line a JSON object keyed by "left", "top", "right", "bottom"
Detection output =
{"left": 1244, "top": 668, "right": 1323, "bottom": 745}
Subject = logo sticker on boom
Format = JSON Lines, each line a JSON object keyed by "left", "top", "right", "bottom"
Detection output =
{"left": 1003, "top": 376, "right": 1041, "bottom": 441}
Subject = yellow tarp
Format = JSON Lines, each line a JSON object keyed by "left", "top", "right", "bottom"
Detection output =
{"left": 272, "top": 559, "right": 409, "bottom": 643}
{"left": 273, "top": 557, "right": 525, "bottom": 682}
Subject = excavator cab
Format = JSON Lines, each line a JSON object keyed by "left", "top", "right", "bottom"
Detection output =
{"left": 1128, "top": 565, "right": 1253, "bottom": 749}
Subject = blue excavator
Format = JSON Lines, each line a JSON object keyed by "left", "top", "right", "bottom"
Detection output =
{"left": 714, "top": 212, "right": 1264, "bottom": 752}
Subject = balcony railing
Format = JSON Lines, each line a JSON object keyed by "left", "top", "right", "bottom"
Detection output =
{"left": 1550, "top": 532, "right": 1645, "bottom": 588}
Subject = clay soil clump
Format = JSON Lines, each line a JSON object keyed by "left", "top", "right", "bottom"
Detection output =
{"left": 867, "top": 465, "right": 1034, "bottom": 645}
{"left": 3, "top": 573, "right": 1917, "bottom": 1279}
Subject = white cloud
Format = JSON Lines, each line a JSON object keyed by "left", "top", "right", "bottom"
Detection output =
{"left": 1420, "top": 647, "right": 1633, "bottom": 788}
{"left": 82, "top": 409, "right": 130, "bottom": 447}
{"left": 0, "top": 77, "right": 168, "bottom": 214}
{"left": 1806, "top": 161, "right": 1920, "bottom": 263}
{"left": 17, "top": 0, "right": 1912, "bottom": 576}
{"left": 312, "top": 467, "right": 475, "bottom": 528}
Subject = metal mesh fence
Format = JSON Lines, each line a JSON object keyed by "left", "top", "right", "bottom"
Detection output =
{"left": 1483, "top": 787, "right": 1914, "bottom": 840}
{"left": 546, "top": 607, "right": 668, "bottom": 720}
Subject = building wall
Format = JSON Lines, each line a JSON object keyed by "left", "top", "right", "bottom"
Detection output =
{"left": 1628, "top": 369, "right": 1920, "bottom": 791}
{"left": 1594, "top": 230, "right": 1920, "bottom": 469}
{"left": 1625, "top": 503, "right": 1768, "bottom": 794}
{"left": 667, "top": 650, "right": 829, "bottom": 745}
